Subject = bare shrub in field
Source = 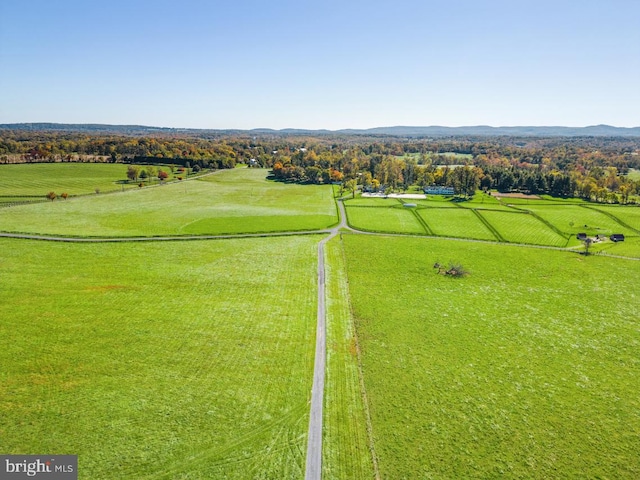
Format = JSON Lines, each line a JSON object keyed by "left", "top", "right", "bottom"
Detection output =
{"left": 433, "top": 261, "right": 468, "bottom": 277}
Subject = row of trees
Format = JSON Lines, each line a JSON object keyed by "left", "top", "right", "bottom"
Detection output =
{"left": 126, "top": 165, "right": 170, "bottom": 182}
{"left": 2, "top": 129, "right": 640, "bottom": 203}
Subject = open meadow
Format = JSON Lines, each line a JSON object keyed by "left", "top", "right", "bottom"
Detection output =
{"left": 523, "top": 205, "right": 637, "bottom": 239}
{"left": 322, "top": 238, "right": 374, "bottom": 479}
{"left": 0, "top": 168, "right": 338, "bottom": 236}
{"left": 2, "top": 163, "right": 640, "bottom": 479}
{"left": 0, "top": 236, "right": 319, "bottom": 478}
{"left": 345, "top": 206, "right": 426, "bottom": 235}
{"left": 418, "top": 207, "right": 496, "bottom": 240}
{"left": 476, "top": 210, "right": 569, "bottom": 246}
{"left": 590, "top": 205, "right": 640, "bottom": 231}
{"left": 342, "top": 234, "right": 640, "bottom": 478}
{"left": 0, "top": 163, "right": 158, "bottom": 203}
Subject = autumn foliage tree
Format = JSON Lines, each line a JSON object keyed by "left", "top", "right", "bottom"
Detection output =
{"left": 126, "top": 165, "right": 140, "bottom": 181}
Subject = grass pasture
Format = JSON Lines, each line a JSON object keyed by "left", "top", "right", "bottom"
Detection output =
{"left": 589, "top": 205, "right": 640, "bottom": 232}
{"left": 523, "top": 205, "right": 637, "bottom": 238}
{"left": 322, "top": 237, "right": 374, "bottom": 479}
{"left": 345, "top": 206, "right": 426, "bottom": 234}
{"left": 0, "top": 168, "right": 337, "bottom": 236}
{"left": 418, "top": 207, "right": 497, "bottom": 240}
{"left": 342, "top": 234, "right": 640, "bottom": 479}
{"left": 0, "top": 163, "right": 140, "bottom": 201}
{"left": 3, "top": 162, "right": 640, "bottom": 479}
{"left": 344, "top": 196, "right": 403, "bottom": 206}
{"left": 0, "top": 236, "right": 319, "bottom": 478}
{"left": 478, "top": 210, "right": 568, "bottom": 246}
{"left": 416, "top": 197, "right": 461, "bottom": 208}
{"left": 591, "top": 235, "right": 640, "bottom": 258}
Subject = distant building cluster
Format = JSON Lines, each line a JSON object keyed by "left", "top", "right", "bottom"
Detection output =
{"left": 424, "top": 185, "right": 455, "bottom": 195}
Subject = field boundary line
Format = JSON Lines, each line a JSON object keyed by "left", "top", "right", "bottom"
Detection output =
{"left": 510, "top": 206, "right": 571, "bottom": 246}
{"left": 0, "top": 230, "right": 331, "bottom": 243}
{"left": 471, "top": 209, "right": 504, "bottom": 242}
{"left": 581, "top": 204, "right": 640, "bottom": 234}
{"left": 412, "top": 209, "right": 433, "bottom": 235}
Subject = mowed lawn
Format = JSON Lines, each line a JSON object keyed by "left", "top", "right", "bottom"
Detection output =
{"left": 589, "top": 205, "right": 640, "bottom": 232}
{"left": 592, "top": 236, "right": 640, "bottom": 259}
{"left": 523, "top": 205, "right": 637, "bottom": 237}
{"left": 0, "top": 236, "right": 319, "bottom": 478}
{"left": 0, "top": 163, "right": 137, "bottom": 199}
{"left": 478, "top": 210, "right": 568, "bottom": 246}
{"left": 345, "top": 206, "right": 426, "bottom": 234}
{"left": 418, "top": 207, "right": 497, "bottom": 240}
{"left": 0, "top": 168, "right": 338, "bottom": 236}
{"left": 342, "top": 234, "right": 640, "bottom": 478}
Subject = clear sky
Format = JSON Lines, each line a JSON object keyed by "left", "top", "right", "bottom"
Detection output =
{"left": 1, "top": 0, "right": 638, "bottom": 129}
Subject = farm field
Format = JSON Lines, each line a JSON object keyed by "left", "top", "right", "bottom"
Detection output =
{"left": 0, "top": 236, "right": 319, "bottom": 478}
{"left": 342, "top": 234, "right": 640, "bottom": 479}
{"left": 345, "top": 206, "right": 426, "bottom": 234}
{"left": 477, "top": 210, "right": 568, "bottom": 246}
{"left": 0, "top": 168, "right": 338, "bottom": 236}
{"left": 322, "top": 238, "right": 374, "bottom": 479}
{"left": 343, "top": 196, "right": 403, "bottom": 206}
{"left": 341, "top": 195, "right": 640, "bottom": 253}
{"left": 589, "top": 205, "right": 640, "bottom": 231}
{"left": 522, "top": 205, "right": 637, "bottom": 238}
{"left": 591, "top": 236, "right": 640, "bottom": 258}
{"left": 463, "top": 192, "right": 515, "bottom": 208}
{"left": 2, "top": 161, "right": 640, "bottom": 480}
{"left": 0, "top": 163, "right": 146, "bottom": 201}
{"left": 414, "top": 197, "right": 461, "bottom": 207}
{"left": 418, "top": 207, "right": 497, "bottom": 240}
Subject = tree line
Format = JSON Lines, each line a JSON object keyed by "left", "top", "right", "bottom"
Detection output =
{"left": 1, "top": 129, "right": 639, "bottom": 203}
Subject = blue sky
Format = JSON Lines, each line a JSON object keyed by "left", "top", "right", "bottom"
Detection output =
{"left": 1, "top": 0, "right": 638, "bottom": 129}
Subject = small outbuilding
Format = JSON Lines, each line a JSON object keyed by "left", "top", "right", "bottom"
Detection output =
{"left": 610, "top": 234, "right": 625, "bottom": 242}
{"left": 403, "top": 203, "right": 417, "bottom": 208}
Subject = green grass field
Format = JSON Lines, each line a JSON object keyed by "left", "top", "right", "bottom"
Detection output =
{"left": 343, "top": 197, "right": 403, "bottom": 206}
{"left": 0, "top": 163, "right": 150, "bottom": 201}
{"left": 591, "top": 236, "right": 640, "bottom": 258}
{"left": 345, "top": 206, "right": 426, "bottom": 234}
{"left": 322, "top": 237, "right": 374, "bottom": 479}
{"left": 418, "top": 207, "right": 497, "bottom": 240}
{"left": 2, "top": 164, "right": 640, "bottom": 478}
{"left": 523, "top": 205, "right": 637, "bottom": 238}
{"left": 478, "top": 210, "right": 568, "bottom": 246}
{"left": 588, "top": 205, "right": 640, "bottom": 232}
{"left": 0, "top": 236, "right": 319, "bottom": 478}
{"left": 415, "top": 197, "right": 461, "bottom": 207}
{"left": 342, "top": 234, "right": 640, "bottom": 479}
{"left": 0, "top": 168, "right": 337, "bottom": 236}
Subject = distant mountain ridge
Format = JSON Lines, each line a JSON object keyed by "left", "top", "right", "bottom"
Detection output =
{"left": 1, "top": 123, "right": 640, "bottom": 137}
